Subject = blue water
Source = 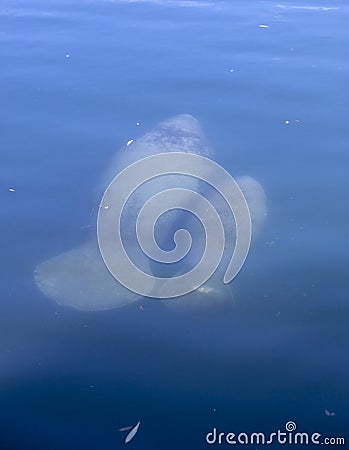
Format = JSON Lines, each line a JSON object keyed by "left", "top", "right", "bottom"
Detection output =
{"left": 1, "top": 0, "right": 348, "bottom": 448}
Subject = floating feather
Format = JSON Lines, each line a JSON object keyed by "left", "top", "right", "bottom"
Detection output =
{"left": 125, "top": 420, "right": 141, "bottom": 444}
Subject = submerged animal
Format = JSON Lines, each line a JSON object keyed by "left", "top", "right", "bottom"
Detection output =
{"left": 34, "top": 114, "right": 266, "bottom": 312}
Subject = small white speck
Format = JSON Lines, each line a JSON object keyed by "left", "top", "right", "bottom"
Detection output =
{"left": 136, "top": 122, "right": 140, "bottom": 126}
{"left": 259, "top": 24, "right": 269, "bottom": 28}
{"left": 126, "top": 139, "right": 134, "bottom": 146}
{"left": 285, "top": 120, "right": 290, "bottom": 125}
{"left": 9, "top": 188, "right": 15, "bottom": 192}
{"left": 90, "top": 385, "right": 95, "bottom": 389}
{"left": 65, "top": 54, "right": 70, "bottom": 58}
{"left": 229, "top": 68, "right": 235, "bottom": 72}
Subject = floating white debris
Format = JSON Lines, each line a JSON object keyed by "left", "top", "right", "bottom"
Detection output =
{"left": 277, "top": 5, "right": 340, "bottom": 11}
{"left": 285, "top": 120, "right": 290, "bottom": 125}
{"left": 126, "top": 139, "right": 134, "bottom": 146}
{"left": 229, "top": 68, "right": 234, "bottom": 72}
{"left": 9, "top": 188, "right": 15, "bottom": 192}
{"left": 139, "top": 305, "right": 144, "bottom": 312}
{"left": 118, "top": 426, "right": 133, "bottom": 432}
{"left": 259, "top": 24, "right": 269, "bottom": 28}
{"left": 125, "top": 420, "right": 140, "bottom": 444}
{"left": 325, "top": 410, "right": 336, "bottom": 417}
{"left": 65, "top": 54, "right": 70, "bottom": 58}
{"left": 136, "top": 122, "right": 140, "bottom": 126}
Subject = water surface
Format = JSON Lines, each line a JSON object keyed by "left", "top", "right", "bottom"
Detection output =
{"left": 1, "top": 0, "right": 348, "bottom": 448}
